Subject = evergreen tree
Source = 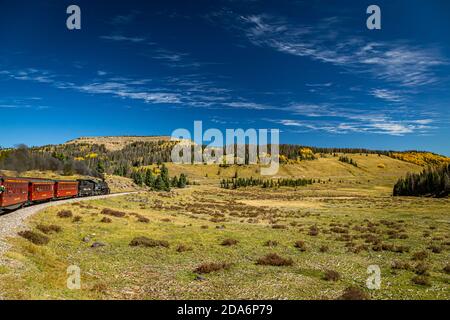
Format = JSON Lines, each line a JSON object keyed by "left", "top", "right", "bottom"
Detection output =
{"left": 154, "top": 175, "right": 165, "bottom": 190}
{"left": 144, "top": 169, "right": 155, "bottom": 188}
{"left": 131, "top": 171, "right": 144, "bottom": 186}
{"left": 178, "top": 173, "right": 187, "bottom": 188}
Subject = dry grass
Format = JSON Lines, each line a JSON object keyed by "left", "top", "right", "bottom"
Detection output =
{"left": 1, "top": 162, "right": 449, "bottom": 300}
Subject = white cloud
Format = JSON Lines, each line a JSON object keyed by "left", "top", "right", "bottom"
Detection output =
{"left": 370, "top": 89, "right": 405, "bottom": 102}
{"left": 223, "top": 101, "right": 270, "bottom": 109}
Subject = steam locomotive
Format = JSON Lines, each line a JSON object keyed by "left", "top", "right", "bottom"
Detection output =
{"left": 0, "top": 177, "right": 110, "bottom": 213}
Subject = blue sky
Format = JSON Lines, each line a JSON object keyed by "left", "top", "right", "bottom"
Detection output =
{"left": 0, "top": 0, "right": 449, "bottom": 155}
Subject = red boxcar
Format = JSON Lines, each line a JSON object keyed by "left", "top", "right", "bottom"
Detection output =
{"left": 0, "top": 177, "right": 29, "bottom": 210}
{"left": 27, "top": 179, "right": 55, "bottom": 202}
{"left": 54, "top": 181, "right": 79, "bottom": 198}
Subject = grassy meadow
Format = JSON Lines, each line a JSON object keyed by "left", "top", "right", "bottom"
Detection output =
{"left": 0, "top": 154, "right": 449, "bottom": 300}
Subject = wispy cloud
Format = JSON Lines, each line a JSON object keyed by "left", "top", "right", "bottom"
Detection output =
{"left": 232, "top": 14, "right": 447, "bottom": 88}
{"left": 100, "top": 35, "right": 146, "bottom": 43}
{"left": 0, "top": 67, "right": 274, "bottom": 111}
{"left": 222, "top": 101, "right": 271, "bottom": 110}
{"left": 370, "top": 89, "right": 405, "bottom": 103}
{"left": 109, "top": 11, "right": 140, "bottom": 25}
{"left": 277, "top": 117, "right": 433, "bottom": 136}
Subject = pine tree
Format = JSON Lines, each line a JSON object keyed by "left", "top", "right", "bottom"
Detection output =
{"left": 132, "top": 171, "right": 144, "bottom": 186}
{"left": 144, "top": 169, "right": 155, "bottom": 188}
{"left": 178, "top": 173, "right": 187, "bottom": 188}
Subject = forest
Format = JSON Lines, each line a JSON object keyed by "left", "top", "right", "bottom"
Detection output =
{"left": 393, "top": 164, "right": 450, "bottom": 197}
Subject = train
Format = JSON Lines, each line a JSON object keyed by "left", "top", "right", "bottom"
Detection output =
{"left": 0, "top": 176, "right": 110, "bottom": 213}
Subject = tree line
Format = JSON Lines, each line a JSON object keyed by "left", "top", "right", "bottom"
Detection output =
{"left": 220, "top": 177, "right": 314, "bottom": 189}
{"left": 393, "top": 164, "right": 450, "bottom": 197}
{"left": 338, "top": 156, "right": 358, "bottom": 167}
{"left": 131, "top": 164, "right": 189, "bottom": 191}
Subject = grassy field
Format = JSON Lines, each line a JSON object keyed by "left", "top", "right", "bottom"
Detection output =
{"left": 0, "top": 174, "right": 448, "bottom": 299}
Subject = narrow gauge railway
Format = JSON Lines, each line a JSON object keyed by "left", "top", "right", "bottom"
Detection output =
{"left": 0, "top": 177, "right": 109, "bottom": 214}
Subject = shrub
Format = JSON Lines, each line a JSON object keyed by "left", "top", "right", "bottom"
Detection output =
{"left": 18, "top": 230, "right": 49, "bottom": 245}
{"left": 427, "top": 245, "right": 442, "bottom": 253}
{"left": 72, "top": 216, "right": 82, "bottom": 223}
{"left": 308, "top": 225, "right": 319, "bottom": 236}
{"left": 194, "top": 262, "right": 231, "bottom": 274}
{"left": 349, "top": 244, "right": 368, "bottom": 254}
{"left": 176, "top": 244, "right": 192, "bottom": 252}
{"left": 264, "top": 240, "right": 278, "bottom": 247}
{"left": 101, "top": 208, "right": 126, "bottom": 218}
{"left": 57, "top": 210, "right": 73, "bottom": 218}
{"left": 412, "top": 251, "right": 428, "bottom": 261}
{"left": 100, "top": 217, "right": 112, "bottom": 223}
{"left": 319, "top": 245, "right": 329, "bottom": 253}
{"left": 91, "top": 282, "right": 108, "bottom": 294}
{"left": 411, "top": 275, "right": 431, "bottom": 286}
{"left": 392, "top": 245, "right": 410, "bottom": 253}
{"left": 414, "top": 263, "right": 430, "bottom": 276}
{"left": 256, "top": 253, "right": 293, "bottom": 266}
{"left": 443, "top": 264, "right": 450, "bottom": 274}
{"left": 221, "top": 239, "right": 239, "bottom": 246}
{"left": 36, "top": 224, "right": 61, "bottom": 234}
{"left": 330, "top": 226, "right": 348, "bottom": 234}
{"left": 129, "top": 237, "right": 169, "bottom": 248}
{"left": 272, "top": 224, "right": 287, "bottom": 229}
{"left": 323, "top": 270, "right": 340, "bottom": 281}
{"left": 294, "top": 240, "right": 306, "bottom": 252}
{"left": 137, "top": 215, "right": 150, "bottom": 223}
{"left": 338, "top": 286, "right": 370, "bottom": 300}
{"left": 391, "top": 260, "right": 411, "bottom": 270}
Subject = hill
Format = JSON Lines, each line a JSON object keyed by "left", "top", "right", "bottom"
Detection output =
{"left": 1, "top": 137, "right": 448, "bottom": 192}
{"left": 65, "top": 136, "right": 172, "bottom": 151}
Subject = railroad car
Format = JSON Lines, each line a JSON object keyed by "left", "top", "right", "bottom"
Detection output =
{"left": 27, "top": 179, "right": 55, "bottom": 202}
{"left": 0, "top": 177, "right": 29, "bottom": 211}
{"left": 54, "top": 180, "right": 79, "bottom": 198}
